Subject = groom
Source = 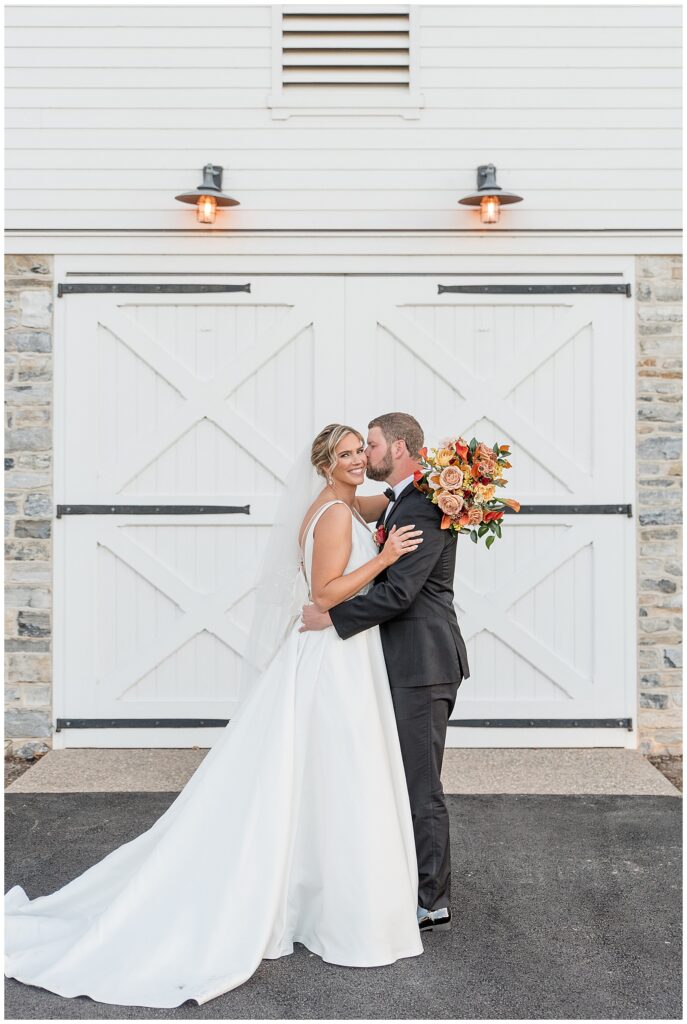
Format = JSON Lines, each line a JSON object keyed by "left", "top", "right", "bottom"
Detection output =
{"left": 300, "top": 412, "right": 470, "bottom": 932}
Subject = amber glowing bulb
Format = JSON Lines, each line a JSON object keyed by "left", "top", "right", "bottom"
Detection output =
{"left": 480, "top": 195, "right": 500, "bottom": 224}
{"left": 197, "top": 195, "right": 217, "bottom": 224}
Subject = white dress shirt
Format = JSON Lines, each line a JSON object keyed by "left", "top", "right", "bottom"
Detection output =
{"left": 383, "top": 473, "right": 416, "bottom": 524}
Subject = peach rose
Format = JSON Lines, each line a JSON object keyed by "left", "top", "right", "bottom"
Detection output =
{"left": 437, "top": 491, "right": 464, "bottom": 516}
{"left": 439, "top": 466, "right": 464, "bottom": 490}
{"left": 475, "top": 457, "right": 497, "bottom": 478}
{"left": 475, "top": 442, "right": 496, "bottom": 461}
{"left": 466, "top": 505, "right": 483, "bottom": 525}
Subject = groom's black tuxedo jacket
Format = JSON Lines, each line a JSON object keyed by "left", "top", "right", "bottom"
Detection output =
{"left": 329, "top": 481, "right": 470, "bottom": 688}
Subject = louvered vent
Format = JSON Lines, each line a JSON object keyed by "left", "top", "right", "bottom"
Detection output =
{"left": 281, "top": 9, "right": 410, "bottom": 88}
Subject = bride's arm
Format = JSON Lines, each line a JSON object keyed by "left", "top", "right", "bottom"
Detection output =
{"left": 309, "top": 504, "right": 422, "bottom": 613}
{"left": 354, "top": 494, "right": 390, "bottom": 523}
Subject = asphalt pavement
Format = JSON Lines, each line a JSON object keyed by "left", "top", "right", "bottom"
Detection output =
{"left": 5, "top": 788, "right": 682, "bottom": 1019}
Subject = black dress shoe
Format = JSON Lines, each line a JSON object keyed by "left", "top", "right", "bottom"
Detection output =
{"left": 418, "top": 906, "right": 451, "bottom": 932}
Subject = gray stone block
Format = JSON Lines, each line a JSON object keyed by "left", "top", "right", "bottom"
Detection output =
{"left": 4, "top": 256, "right": 52, "bottom": 277}
{"left": 636, "top": 436, "right": 681, "bottom": 460}
{"left": 640, "top": 692, "right": 670, "bottom": 709}
{"left": 17, "top": 610, "right": 50, "bottom": 637}
{"left": 5, "top": 539, "right": 52, "bottom": 561}
{"left": 5, "top": 639, "right": 50, "bottom": 652}
{"left": 15, "top": 520, "right": 51, "bottom": 539}
{"left": 637, "top": 403, "right": 682, "bottom": 422}
{"left": 19, "top": 682, "right": 52, "bottom": 706}
{"left": 18, "top": 289, "right": 51, "bottom": 329}
{"left": 11, "top": 332, "right": 52, "bottom": 353}
{"left": 24, "top": 492, "right": 51, "bottom": 516}
{"left": 5, "top": 586, "right": 51, "bottom": 607}
{"left": 14, "top": 739, "right": 50, "bottom": 760}
{"left": 639, "top": 510, "right": 683, "bottom": 526}
{"left": 5, "top": 707, "right": 51, "bottom": 738}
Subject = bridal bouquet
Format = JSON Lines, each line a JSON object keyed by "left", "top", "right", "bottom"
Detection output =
{"left": 414, "top": 436, "right": 520, "bottom": 549}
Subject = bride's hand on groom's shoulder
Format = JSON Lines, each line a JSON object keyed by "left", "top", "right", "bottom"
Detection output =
{"left": 299, "top": 603, "right": 332, "bottom": 632}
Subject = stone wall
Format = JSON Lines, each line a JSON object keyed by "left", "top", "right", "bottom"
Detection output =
{"left": 635, "top": 255, "right": 683, "bottom": 754}
{"left": 5, "top": 255, "right": 53, "bottom": 757}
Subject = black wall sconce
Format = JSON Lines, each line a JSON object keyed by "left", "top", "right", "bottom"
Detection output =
{"left": 175, "top": 163, "right": 240, "bottom": 224}
{"left": 458, "top": 164, "right": 523, "bottom": 224}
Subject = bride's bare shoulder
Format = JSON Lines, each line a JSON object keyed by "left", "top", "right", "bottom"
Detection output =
{"left": 298, "top": 497, "right": 347, "bottom": 549}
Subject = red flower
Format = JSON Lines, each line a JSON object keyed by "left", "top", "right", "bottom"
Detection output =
{"left": 374, "top": 525, "right": 387, "bottom": 547}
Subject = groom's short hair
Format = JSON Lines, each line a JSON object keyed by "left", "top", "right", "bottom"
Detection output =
{"left": 369, "top": 412, "right": 424, "bottom": 460}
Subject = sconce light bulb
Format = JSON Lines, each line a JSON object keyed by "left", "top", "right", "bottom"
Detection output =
{"left": 197, "top": 195, "right": 217, "bottom": 224}
{"left": 480, "top": 196, "right": 500, "bottom": 224}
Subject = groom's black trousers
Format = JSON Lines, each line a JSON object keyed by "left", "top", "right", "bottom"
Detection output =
{"left": 390, "top": 678, "right": 461, "bottom": 912}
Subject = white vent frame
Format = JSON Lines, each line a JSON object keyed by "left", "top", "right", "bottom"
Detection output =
{"left": 267, "top": 4, "right": 424, "bottom": 120}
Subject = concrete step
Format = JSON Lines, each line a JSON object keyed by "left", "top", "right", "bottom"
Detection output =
{"left": 5, "top": 747, "right": 680, "bottom": 795}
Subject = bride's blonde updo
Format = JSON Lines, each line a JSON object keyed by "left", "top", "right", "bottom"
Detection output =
{"left": 311, "top": 423, "right": 365, "bottom": 481}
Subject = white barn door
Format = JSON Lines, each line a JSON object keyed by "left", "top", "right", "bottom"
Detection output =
{"left": 55, "top": 270, "right": 635, "bottom": 749}
{"left": 344, "top": 276, "right": 636, "bottom": 747}
{"left": 54, "top": 277, "right": 344, "bottom": 747}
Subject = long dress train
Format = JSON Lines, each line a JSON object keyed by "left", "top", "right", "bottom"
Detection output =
{"left": 4, "top": 499, "right": 423, "bottom": 1008}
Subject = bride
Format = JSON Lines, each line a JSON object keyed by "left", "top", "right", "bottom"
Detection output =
{"left": 4, "top": 423, "right": 426, "bottom": 1008}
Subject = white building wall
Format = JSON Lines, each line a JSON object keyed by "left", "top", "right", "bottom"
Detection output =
{"left": 5, "top": 3, "right": 682, "bottom": 234}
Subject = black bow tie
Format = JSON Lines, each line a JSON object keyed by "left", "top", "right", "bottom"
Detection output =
{"left": 384, "top": 487, "right": 396, "bottom": 502}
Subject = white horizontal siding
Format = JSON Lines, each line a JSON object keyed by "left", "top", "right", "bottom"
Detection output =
{"left": 6, "top": 88, "right": 680, "bottom": 110}
{"left": 4, "top": 3, "right": 681, "bottom": 233}
{"left": 5, "top": 109, "right": 682, "bottom": 130}
{"left": 5, "top": 46, "right": 679, "bottom": 69}
{"left": 6, "top": 66, "right": 681, "bottom": 89}
{"left": 6, "top": 147, "right": 679, "bottom": 172}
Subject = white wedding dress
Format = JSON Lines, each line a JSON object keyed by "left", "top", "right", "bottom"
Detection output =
{"left": 4, "top": 499, "right": 423, "bottom": 1008}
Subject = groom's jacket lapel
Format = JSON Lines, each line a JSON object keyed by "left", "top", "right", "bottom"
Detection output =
{"left": 378, "top": 480, "right": 418, "bottom": 531}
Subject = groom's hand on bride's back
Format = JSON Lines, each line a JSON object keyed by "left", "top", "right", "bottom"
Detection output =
{"left": 299, "top": 603, "right": 331, "bottom": 632}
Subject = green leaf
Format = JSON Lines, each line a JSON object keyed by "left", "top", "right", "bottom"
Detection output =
{"left": 478, "top": 523, "right": 489, "bottom": 536}
{"left": 485, "top": 534, "right": 495, "bottom": 549}
{"left": 495, "top": 522, "right": 502, "bottom": 538}
{"left": 492, "top": 442, "right": 500, "bottom": 455}
{"left": 470, "top": 529, "right": 478, "bottom": 543}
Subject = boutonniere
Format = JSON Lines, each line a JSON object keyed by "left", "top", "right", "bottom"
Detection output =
{"left": 374, "top": 524, "right": 387, "bottom": 548}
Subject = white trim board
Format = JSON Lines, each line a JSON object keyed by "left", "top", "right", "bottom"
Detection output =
{"left": 53, "top": 253, "right": 641, "bottom": 278}
{"left": 9, "top": 232, "right": 682, "bottom": 259}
